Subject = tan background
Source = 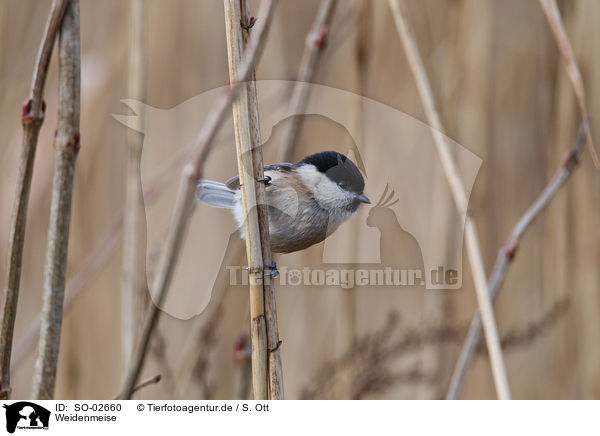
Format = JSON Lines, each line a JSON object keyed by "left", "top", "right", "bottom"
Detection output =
{"left": 1, "top": 0, "right": 599, "bottom": 399}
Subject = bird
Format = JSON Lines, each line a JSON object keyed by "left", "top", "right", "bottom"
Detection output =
{"left": 196, "top": 150, "right": 370, "bottom": 253}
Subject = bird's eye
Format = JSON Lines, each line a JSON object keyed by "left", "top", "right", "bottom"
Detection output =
{"left": 338, "top": 181, "right": 347, "bottom": 189}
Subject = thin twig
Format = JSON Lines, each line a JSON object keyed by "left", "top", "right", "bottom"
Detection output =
{"left": 121, "top": 0, "right": 149, "bottom": 374}
{"left": 119, "top": 0, "right": 278, "bottom": 400}
{"left": 388, "top": 0, "right": 511, "bottom": 399}
{"left": 538, "top": 0, "right": 599, "bottom": 168}
{"left": 446, "top": 122, "right": 588, "bottom": 400}
{"left": 31, "top": 0, "right": 81, "bottom": 400}
{"left": 277, "top": 0, "right": 338, "bottom": 162}
{"left": 112, "top": 374, "right": 161, "bottom": 400}
{"left": 0, "top": 0, "right": 69, "bottom": 400}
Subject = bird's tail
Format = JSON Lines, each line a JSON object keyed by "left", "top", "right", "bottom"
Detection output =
{"left": 196, "top": 180, "right": 236, "bottom": 209}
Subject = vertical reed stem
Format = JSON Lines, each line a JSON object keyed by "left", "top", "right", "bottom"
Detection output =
{"left": 224, "top": 0, "right": 283, "bottom": 400}
{"left": 31, "top": 0, "right": 81, "bottom": 400}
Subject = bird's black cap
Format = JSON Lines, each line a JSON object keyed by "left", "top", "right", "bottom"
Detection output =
{"left": 300, "top": 151, "right": 365, "bottom": 194}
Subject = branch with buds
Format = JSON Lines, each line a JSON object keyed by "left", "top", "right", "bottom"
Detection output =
{"left": 31, "top": 0, "right": 81, "bottom": 400}
{"left": 446, "top": 121, "right": 588, "bottom": 400}
{"left": 0, "top": 0, "right": 70, "bottom": 401}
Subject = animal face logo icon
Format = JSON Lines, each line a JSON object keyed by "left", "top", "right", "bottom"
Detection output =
{"left": 114, "top": 80, "right": 481, "bottom": 319}
{"left": 3, "top": 402, "right": 50, "bottom": 433}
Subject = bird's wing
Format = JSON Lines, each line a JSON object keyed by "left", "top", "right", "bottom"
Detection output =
{"left": 225, "top": 163, "right": 295, "bottom": 190}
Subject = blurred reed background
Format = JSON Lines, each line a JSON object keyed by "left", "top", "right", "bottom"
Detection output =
{"left": 1, "top": 0, "right": 600, "bottom": 399}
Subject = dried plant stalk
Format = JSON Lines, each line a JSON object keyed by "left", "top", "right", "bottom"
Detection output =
{"left": 240, "top": 0, "right": 284, "bottom": 399}
{"left": 0, "top": 0, "right": 69, "bottom": 400}
{"left": 388, "top": 0, "right": 511, "bottom": 399}
{"left": 31, "top": 0, "right": 81, "bottom": 400}
{"left": 446, "top": 122, "right": 588, "bottom": 399}
{"left": 119, "top": 0, "right": 278, "bottom": 400}
{"left": 224, "top": 0, "right": 283, "bottom": 400}
{"left": 277, "top": 0, "right": 338, "bottom": 161}
{"left": 121, "top": 0, "right": 149, "bottom": 373}
{"left": 538, "top": 0, "right": 599, "bottom": 167}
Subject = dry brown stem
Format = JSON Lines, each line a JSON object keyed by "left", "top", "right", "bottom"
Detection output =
{"left": 31, "top": 0, "right": 81, "bottom": 400}
{"left": 224, "top": 0, "right": 283, "bottom": 400}
{"left": 388, "top": 0, "right": 510, "bottom": 399}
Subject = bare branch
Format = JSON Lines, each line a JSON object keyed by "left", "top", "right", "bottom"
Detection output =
{"left": 538, "top": 0, "right": 599, "bottom": 167}
{"left": 119, "top": 0, "right": 278, "bottom": 400}
{"left": 112, "top": 374, "right": 161, "bottom": 400}
{"left": 31, "top": 0, "right": 81, "bottom": 400}
{"left": 446, "top": 122, "right": 588, "bottom": 400}
{"left": 387, "top": 0, "right": 511, "bottom": 399}
{"left": 0, "top": 0, "right": 69, "bottom": 400}
{"left": 277, "top": 0, "right": 338, "bottom": 162}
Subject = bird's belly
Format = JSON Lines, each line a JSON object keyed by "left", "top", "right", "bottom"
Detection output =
{"left": 231, "top": 188, "right": 352, "bottom": 253}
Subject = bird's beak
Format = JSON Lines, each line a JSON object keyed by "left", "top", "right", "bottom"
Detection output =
{"left": 357, "top": 193, "right": 371, "bottom": 204}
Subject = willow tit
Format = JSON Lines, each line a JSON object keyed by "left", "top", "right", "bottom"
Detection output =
{"left": 197, "top": 151, "right": 370, "bottom": 253}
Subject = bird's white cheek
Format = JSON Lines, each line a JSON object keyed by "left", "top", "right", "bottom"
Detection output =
{"left": 309, "top": 176, "right": 350, "bottom": 212}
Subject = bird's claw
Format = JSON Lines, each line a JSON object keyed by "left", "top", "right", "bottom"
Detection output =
{"left": 258, "top": 175, "right": 272, "bottom": 186}
{"left": 264, "top": 261, "right": 279, "bottom": 278}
